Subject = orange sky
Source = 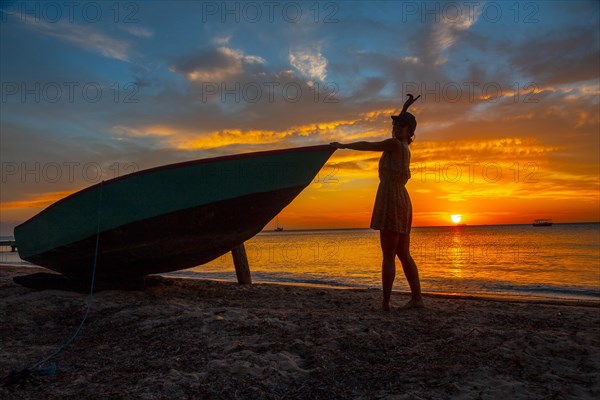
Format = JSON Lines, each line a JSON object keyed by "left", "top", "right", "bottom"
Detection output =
{"left": 278, "top": 142, "right": 599, "bottom": 229}
{"left": 3, "top": 106, "right": 598, "bottom": 233}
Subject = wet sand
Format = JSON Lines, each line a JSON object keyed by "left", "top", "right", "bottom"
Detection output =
{"left": 1, "top": 265, "right": 599, "bottom": 399}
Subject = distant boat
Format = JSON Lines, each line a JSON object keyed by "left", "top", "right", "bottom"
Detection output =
{"left": 533, "top": 219, "right": 553, "bottom": 227}
{"left": 274, "top": 216, "right": 284, "bottom": 231}
{"left": 14, "top": 145, "right": 335, "bottom": 281}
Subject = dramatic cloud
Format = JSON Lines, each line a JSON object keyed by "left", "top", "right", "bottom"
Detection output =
{"left": 170, "top": 47, "right": 266, "bottom": 81}
{"left": 289, "top": 46, "right": 328, "bottom": 83}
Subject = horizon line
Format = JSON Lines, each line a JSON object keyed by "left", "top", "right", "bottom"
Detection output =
{"left": 1, "top": 221, "right": 598, "bottom": 239}
{"left": 260, "top": 221, "right": 600, "bottom": 232}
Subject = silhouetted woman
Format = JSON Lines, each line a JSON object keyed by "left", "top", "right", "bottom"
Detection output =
{"left": 331, "top": 94, "right": 424, "bottom": 311}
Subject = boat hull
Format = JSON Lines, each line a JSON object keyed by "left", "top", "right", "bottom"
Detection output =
{"left": 15, "top": 145, "right": 335, "bottom": 279}
{"left": 24, "top": 185, "right": 304, "bottom": 279}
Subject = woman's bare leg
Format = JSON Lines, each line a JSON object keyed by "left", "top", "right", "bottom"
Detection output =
{"left": 396, "top": 233, "right": 424, "bottom": 308}
{"left": 380, "top": 230, "right": 400, "bottom": 311}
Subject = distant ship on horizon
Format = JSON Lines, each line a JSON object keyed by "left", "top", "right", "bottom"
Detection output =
{"left": 274, "top": 216, "right": 284, "bottom": 232}
{"left": 533, "top": 219, "right": 553, "bottom": 227}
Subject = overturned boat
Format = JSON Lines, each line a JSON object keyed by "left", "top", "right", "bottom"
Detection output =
{"left": 15, "top": 145, "right": 335, "bottom": 281}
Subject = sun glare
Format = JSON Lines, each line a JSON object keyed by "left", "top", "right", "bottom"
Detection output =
{"left": 451, "top": 214, "right": 462, "bottom": 224}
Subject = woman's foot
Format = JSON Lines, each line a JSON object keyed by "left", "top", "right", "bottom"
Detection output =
{"left": 402, "top": 297, "right": 425, "bottom": 309}
{"left": 382, "top": 301, "right": 392, "bottom": 311}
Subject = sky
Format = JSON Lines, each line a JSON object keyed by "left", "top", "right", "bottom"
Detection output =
{"left": 1, "top": 0, "right": 599, "bottom": 234}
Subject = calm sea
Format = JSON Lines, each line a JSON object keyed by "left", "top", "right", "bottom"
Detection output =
{"left": 2, "top": 223, "right": 599, "bottom": 301}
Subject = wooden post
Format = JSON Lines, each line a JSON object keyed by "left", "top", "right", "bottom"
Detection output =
{"left": 231, "top": 243, "right": 252, "bottom": 285}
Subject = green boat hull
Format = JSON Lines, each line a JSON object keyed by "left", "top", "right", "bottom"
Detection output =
{"left": 15, "top": 145, "right": 335, "bottom": 279}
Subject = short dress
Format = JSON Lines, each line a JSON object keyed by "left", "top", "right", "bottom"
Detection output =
{"left": 370, "top": 144, "right": 413, "bottom": 234}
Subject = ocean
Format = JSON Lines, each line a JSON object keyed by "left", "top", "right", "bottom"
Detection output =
{"left": 2, "top": 223, "right": 599, "bottom": 301}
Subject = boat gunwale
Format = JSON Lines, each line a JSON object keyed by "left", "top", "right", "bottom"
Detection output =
{"left": 15, "top": 144, "right": 335, "bottom": 229}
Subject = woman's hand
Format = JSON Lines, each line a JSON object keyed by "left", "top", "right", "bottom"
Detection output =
{"left": 330, "top": 142, "right": 345, "bottom": 149}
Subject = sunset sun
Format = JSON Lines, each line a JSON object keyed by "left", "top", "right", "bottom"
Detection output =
{"left": 451, "top": 214, "right": 462, "bottom": 224}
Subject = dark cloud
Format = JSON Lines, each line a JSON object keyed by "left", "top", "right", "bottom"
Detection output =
{"left": 171, "top": 47, "right": 242, "bottom": 75}
{"left": 505, "top": 27, "right": 600, "bottom": 85}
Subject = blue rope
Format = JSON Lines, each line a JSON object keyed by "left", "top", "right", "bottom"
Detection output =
{"left": 26, "top": 180, "right": 104, "bottom": 375}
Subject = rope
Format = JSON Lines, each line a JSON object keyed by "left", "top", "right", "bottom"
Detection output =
{"left": 2, "top": 181, "right": 104, "bottom": 387}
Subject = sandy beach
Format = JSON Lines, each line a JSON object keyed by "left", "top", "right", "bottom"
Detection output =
{"left": 1, "top": 265, "right": 598, "bottom": 400}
